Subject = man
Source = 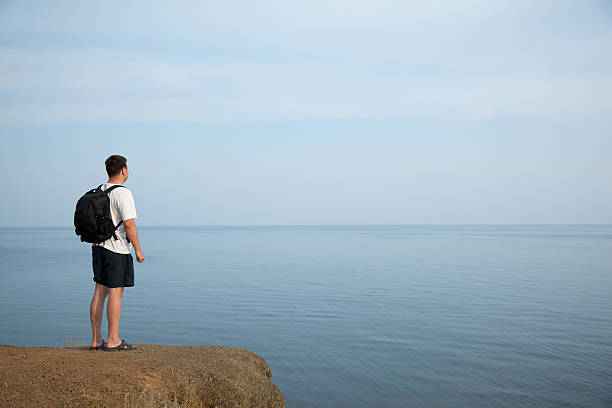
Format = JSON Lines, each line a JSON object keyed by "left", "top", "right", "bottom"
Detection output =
{"left": 89, "top": 155, "right": 145, "bottom": 351}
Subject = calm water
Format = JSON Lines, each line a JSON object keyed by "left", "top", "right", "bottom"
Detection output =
{"left": 1, "top": 225, "right": 611, "bottom": 407}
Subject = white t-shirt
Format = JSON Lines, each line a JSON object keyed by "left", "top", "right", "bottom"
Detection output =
{"left": 92, "top": 183, "right": 138, "bottom": 254}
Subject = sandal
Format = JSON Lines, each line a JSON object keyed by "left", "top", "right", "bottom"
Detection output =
{"left": 103, "top": 340, "right": 137, "bottom": 351}
{"left": 89, "top": 340, "right": 107, "bottom": 351}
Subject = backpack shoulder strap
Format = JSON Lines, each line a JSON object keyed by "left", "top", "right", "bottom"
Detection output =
{"left": 104, "top": 185, "right": 126, "bottom": 195}
{"left": 104, "top": 185, "right": 128, "bottom": 242}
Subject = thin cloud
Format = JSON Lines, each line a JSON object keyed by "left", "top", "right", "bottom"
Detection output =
{"left": 0, "top": 0, "right": 611, "bottom": 124}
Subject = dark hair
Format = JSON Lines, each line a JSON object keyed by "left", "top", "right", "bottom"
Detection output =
{"left": 105, "top": 155, "right": 127, "bottom": 177}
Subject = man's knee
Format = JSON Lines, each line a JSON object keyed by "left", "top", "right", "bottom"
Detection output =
{"left": 92, "top": 284, "right": 108, "bottom": 300}
{"left": 108, "top": 287, "right": 124, "bottom": 297}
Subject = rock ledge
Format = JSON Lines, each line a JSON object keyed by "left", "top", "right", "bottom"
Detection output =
{"left": 0, "top": 344, "right": 285, "bottom": 407}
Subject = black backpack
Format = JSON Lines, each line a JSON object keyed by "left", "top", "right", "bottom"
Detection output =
{"left": 74, "top": 184, "right": 126, "bottom": 244}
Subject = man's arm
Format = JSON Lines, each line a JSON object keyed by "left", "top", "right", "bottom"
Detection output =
{"left": 124, "top": 218, "right": 145, "bottom": 263}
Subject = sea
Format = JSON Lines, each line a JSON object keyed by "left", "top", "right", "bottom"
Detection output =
{"left": 1, "top": 225, "right": 611, "bottom": 408}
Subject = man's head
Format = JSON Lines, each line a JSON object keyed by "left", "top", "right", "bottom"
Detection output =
{"left": 105, "top": 155, "right": 128, "bottom": 182}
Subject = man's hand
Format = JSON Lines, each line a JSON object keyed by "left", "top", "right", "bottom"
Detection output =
{"left": 135, "top": 250, "right": 146, "bottom": 263}
{"left": 124, "top": 218, "right": 145, "bottom": 263}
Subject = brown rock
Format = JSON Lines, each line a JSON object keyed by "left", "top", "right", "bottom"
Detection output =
{"left": 0, "top": 344, "right": 285, "bottom": 407}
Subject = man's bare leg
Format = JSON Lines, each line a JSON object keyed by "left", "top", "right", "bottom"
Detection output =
{"left": 106, "top": 287, "right": 125, "bottom": 348}
{"left": 90, "top": 283, "right": 108, "bottom": 348}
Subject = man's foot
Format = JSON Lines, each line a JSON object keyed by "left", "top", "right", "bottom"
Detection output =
{"left": 102, "top": 340, "right": 137, "bottom": 351}
{"left": 88, "top": 340, "right": 106, "bottom": 350}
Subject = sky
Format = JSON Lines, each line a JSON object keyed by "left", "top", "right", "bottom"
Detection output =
{"left": 0, "top": 0, "right": 611, "bottom": 226}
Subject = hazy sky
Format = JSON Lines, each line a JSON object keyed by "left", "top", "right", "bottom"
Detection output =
{"left": 1, "top": 1, "right": 611, "bottom": 226}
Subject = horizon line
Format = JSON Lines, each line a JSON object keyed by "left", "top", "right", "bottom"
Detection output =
{"left": 1, "top": 223, "right": 611, "bottom": 229}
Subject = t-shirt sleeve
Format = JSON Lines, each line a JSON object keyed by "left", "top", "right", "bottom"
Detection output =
{"left": 117, "top": 189, "right": 138, "bottom": 221}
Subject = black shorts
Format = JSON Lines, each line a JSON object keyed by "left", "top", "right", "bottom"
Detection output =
{"left": 92, "top": 246, "right": 134, "bottom": 288}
